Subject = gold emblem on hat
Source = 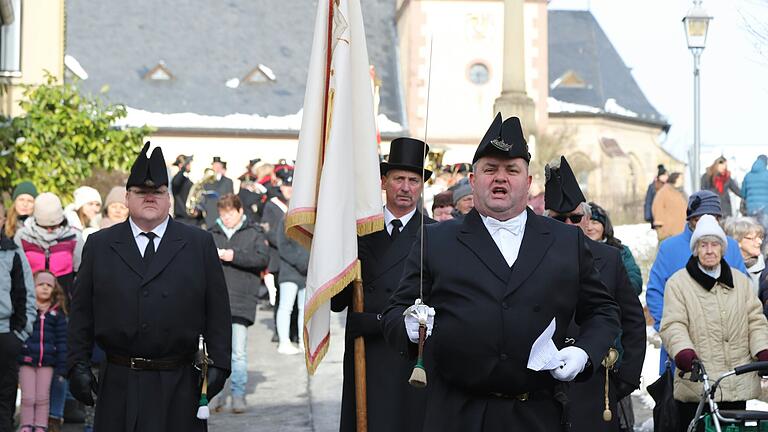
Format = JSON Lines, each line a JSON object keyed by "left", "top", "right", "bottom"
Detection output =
{"left": 490, "top": 138, "right": 511, "bottom": 151}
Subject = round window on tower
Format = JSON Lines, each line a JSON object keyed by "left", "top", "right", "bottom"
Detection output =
{"left": 467, "top": 62, "right": 490, "bottom": 85}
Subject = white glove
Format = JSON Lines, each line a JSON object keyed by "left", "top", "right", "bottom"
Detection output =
{"left": 549, "top": 346, "right": 589, "bottom": 382}
{"left": 404, "top": 304, "right": 435, "bottom": 343}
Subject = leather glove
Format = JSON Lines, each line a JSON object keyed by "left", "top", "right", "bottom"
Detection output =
{"left": 550, "top": 346, "right": 589, "bottom": 382}
{"left": 69, "top": 363, "right": 98, "bottom": 406}
{"left": 346, "top": 312, "right": 381, "bottom": 339}
{"left": 756, "top": 350, "right": 768, "bottom": 376}
{"left": 207, "top": 366, "right": 227, "bottom": 400}
{"left": 674, "top": 348, "right": 698, "bottom": 372}
{"left": 404, "top": 305, "right": 435, "bottom": 344}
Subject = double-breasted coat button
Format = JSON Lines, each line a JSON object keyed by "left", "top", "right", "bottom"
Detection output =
{"left": 162, "top": 292, "right": 168, "bottom": 298}
{"left": 141, "top": 323, "right": 149, "bottom": 331}
{"left": 502, "top": 302, "right": 509, "bottom": 309}
{"left": 142, "top": 290, "right": 149, "bottom": 297}
{"left": 500, "top": 353, "right": 508, "bottom": 360}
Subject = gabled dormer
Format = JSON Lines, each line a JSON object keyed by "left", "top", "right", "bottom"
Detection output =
{"left": 243, "top": 64, "right": 276, "bottom": 84}
{"left": 144, "top": 61, "right": 174, "bottom": 81}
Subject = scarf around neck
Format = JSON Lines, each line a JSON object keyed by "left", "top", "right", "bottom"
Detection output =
{"left": 685, "top": 255, "right": 734, "bottom": 291}
{"left": 16, "top": 217, "right": 78, "bottom": 249}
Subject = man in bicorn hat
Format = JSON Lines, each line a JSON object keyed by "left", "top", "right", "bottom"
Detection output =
{"left": 67, "top": 142, "right": 232, "bottom": 432}
{"left": 544, "top": 156, "right": 646, "bottom": 432}
{"left": 381, "top": 114, "right": 620, "bottom": 432}
{"left": 202, "top": 156, "right": 235, "bottom": 229}
{"left": 331, "top": 137, "right": 435, "bottom": 432}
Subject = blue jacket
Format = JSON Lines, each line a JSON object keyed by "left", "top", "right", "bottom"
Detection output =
{"left": 646, "top": 225, "right": 747, "bottom": 373}
{"left": 18, "top": 304, "right": 68, "bottom": 375}
{"left": 742, "top": 157, "right": 768, "bottom": 215}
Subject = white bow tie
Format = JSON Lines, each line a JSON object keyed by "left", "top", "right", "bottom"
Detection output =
{"left": 485, "top": 216, "right": 524, "bottom": 236}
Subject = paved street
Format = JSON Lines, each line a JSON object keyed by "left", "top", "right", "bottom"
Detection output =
{"left": 62, "top": 304, "right": 345, "bottom": 431}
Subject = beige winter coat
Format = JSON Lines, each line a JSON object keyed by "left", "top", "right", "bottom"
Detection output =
{"left": 660, "top": 262, "right": 768, "bottom": 402}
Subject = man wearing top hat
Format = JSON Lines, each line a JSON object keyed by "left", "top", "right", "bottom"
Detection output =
{"left": 202, "top": 156, "right": 235, "bottom": 229}
{"left": 67, "top": 142, "right": 231, "bottom": 432}
{"left": 331, "top": 137, "right": 435, "bottom": 432}
{"left": 171, "top": 154, "right": 203, "bottom": 226}
{"left": 544, "top": 156, "right": 646, "bottom": 432}
{"left": 381, "top": 114, "right": 620, "bottom": 432}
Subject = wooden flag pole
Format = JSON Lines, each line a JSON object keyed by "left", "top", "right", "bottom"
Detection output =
{"left": 352, "top": 260, "right": 368, "bottom": 432}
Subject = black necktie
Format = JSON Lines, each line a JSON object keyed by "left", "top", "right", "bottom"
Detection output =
{"left": 390, "top": 219, "right": 402, "bottom": 242}
{"left": 141, "top": 232, "right": 157, "bottom": 267}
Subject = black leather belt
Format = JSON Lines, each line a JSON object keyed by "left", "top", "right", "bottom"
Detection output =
{"left": 487, "top": 388, "right": 553, "bottom": 402}
{"left": 107, "top": 353, "right": 192, "bottom": 371}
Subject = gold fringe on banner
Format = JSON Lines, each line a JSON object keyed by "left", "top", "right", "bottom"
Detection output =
{"left": 356, "top": 215, "right": 384, "bottom": 237}
{"left": 303, "top": 260, "right": 360, "bottom": 374}
{"left": 285, "top": 209, "right": 317, "bottom": 249}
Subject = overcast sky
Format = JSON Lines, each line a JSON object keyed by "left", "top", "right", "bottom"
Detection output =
{"left": 549, "top": 0, "right": 768, "bottom": 166}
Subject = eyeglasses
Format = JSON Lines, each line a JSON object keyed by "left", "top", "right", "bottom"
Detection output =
{"left": 552, "top": 213, "right": 585, "bottom": 224}
{"left": 744, "top": 235, "right": 764, "bottom": 243}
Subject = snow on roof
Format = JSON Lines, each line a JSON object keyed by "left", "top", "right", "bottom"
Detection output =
{"left": 548, "top": 96, "right": 640, "bottom": 119}
{"left": 64, "top": 55, "right": 88, "bottom": 80}
{"left": 116, "top": 106, "right": 404, "bottom": 134}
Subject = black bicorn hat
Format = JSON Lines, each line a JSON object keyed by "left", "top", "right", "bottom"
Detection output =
{"left": 472, "top": 113, "right": 530, "bottom": 164}
{"left": 127, "top": 142, "right": 169, "bottom": 189}
{"left": 380, "top": 137, "right": 432, "bottom": 181}
{"left": 544, "top": 156, "right": 586, "bottom": 213}
{"left": 276, "top": 168, "right": 294, "bottom": 186}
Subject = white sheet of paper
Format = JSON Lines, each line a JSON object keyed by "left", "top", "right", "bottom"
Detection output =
{"left": 526, "top": 318, "right": 564, "bottom": 371}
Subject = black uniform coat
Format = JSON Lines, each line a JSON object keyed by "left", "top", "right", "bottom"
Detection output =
{"left": 171, "top": 171, "right": 202, "bottom": 226}
{"left": 381, "top": 208, "right": 620, "bottom": 432}
{"left": 67, "top": 218, "right": 232, "bottom": 432}
{"left": 331, "top": 211, "right": 435, "bottom": 432}
{"left": 203, "top": 175, "right": 234, "bottom": 228}
{"left": 566, "top": 240, "right": 646, "bottom": 432}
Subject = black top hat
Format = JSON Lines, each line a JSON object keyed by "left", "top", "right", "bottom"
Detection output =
{"left": 657, "top": 164, "right": 667, "bottom": 177}
{"left": 127, "top": 142, "right": 169, "bottom": 188}
{"left": 380, "top": 137, "right": 432, "bottom": 180}
{"left": 473, "top": 114, "right": 530, "bottom": 164}
{"left": 544, "top": 156, "right": 586, "bottom": 213}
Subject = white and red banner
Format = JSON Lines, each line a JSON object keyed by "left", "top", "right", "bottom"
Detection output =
{"left": 285, "top": 0, "right": 383, "bottom": 374}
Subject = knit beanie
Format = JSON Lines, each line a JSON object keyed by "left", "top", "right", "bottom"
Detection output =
{"left": 452, "top": 183, "right": 472, "bottom": 206}
{"left": 33, "top": 193, "right": 65, "bottom": 227}
{"left": 73, "top": 186, "right": 102, "bottom": 210}
{"left": 12, "top": 181, "right": 38, "bottom": 201}
{"left": 34, "top": 271, "right": 56, "bottom": 287}
{"left": 686, "top": 190, "right": 722, "bottom": 220}
{"left": 690, "top": 214, "right": 727, "bottom": 254}
{"left": 104, "top": 186, "right": 126, "bottom": 209}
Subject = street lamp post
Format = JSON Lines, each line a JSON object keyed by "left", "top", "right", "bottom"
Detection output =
{"left": 683, "top": 0, "right": 712, "bottom": 192}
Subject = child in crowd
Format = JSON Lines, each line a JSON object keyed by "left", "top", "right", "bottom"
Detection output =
{"left": 17, "top": 271, "right": 68, "bottom": 432}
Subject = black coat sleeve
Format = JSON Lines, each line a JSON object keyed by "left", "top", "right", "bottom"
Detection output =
{"left": 276, "top": 220, "right": 309, "bottom": 275}
{"left": 202, "top": 233, "right": 233, "bottom": 373}
{"left": 381, "top": 227, "right": 430, "bottom": 357}
{"left": 573, "top": 230, "right": 621, "bottom": 378}
{"left": 67, "top": 238, "right": 96, "bottom": 370}
{"left": 611, "top": 251, "right": 647, "bottom": 398}
{"left": 9, "top": 252, "right": 28, "bottom": 335}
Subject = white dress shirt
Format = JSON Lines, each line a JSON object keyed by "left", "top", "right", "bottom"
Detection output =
{"left": 383, "top": 206, "right": 417, "bottom": 235}
{"left": 129, "top": 216, "right": 170, "bottom": 257}
{"left": 480, "top": 210, "right": 527, "bottom": 267}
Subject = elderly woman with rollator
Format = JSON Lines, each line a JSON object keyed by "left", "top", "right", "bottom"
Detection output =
{"left": 660, "top": 215, "right": 768, "bottom": 431}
